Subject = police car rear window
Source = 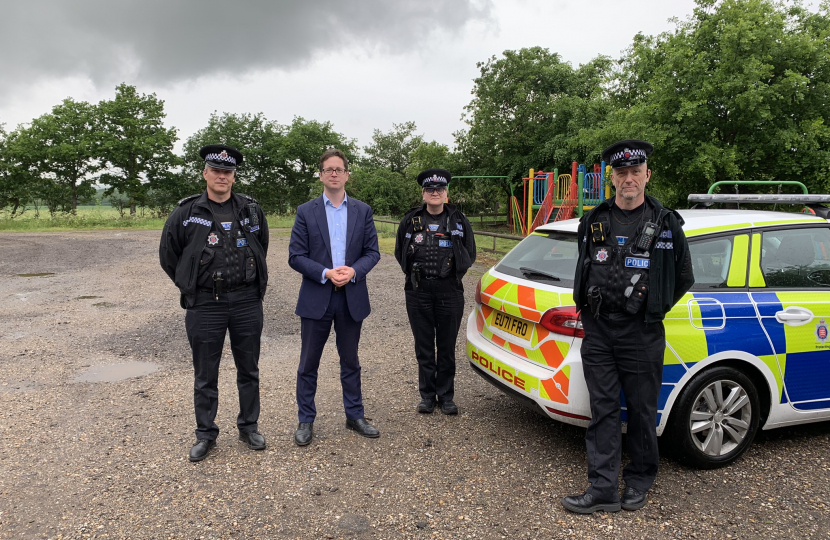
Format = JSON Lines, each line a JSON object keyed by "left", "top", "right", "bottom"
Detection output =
{"left": 495, "top": 232, "right": 578, "bottom": 286}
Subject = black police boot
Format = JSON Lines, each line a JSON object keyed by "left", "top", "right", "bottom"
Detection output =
{"left": 294, "top": 422, "right": 313, "bottom": 446}
{"left": 238, "top": 430, "right": 266, "bottom": 450}
{"left": 346, "top": 418, "right": 380, "bottom": 438}
{"left": 621, "top": 486, "right": 647, "bottom": 511}
{"left": 439, "top": 400, "right": 458, "bottom": 415}
{"left": 189, "top": 439, "right": 216, "bottom": 462}
{"left": 417, "top": 399, "right": 436, "bottom": 413}
{"left": 561, "top": 491, "right": 621, "bottom": 514}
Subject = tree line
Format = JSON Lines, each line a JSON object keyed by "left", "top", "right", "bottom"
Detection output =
{"left": 1, "top": 0, "right": 828, "bottom": 219}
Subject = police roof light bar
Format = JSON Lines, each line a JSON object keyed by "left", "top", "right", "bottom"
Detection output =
{"left": 688, "top": 194, "right": 830, "bottom": 204}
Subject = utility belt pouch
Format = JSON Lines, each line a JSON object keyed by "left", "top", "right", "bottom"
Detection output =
{"left": 410, "top": 263, "right": 421, "bottom": 289}
{"left": 212, "top": 271, "right": 224, "bottom": 301}
{"left": 586, "top": 286, "right": 602, "bottom": 316}
{"left": 624, "top": 273, "right": 648, "bottom": 314}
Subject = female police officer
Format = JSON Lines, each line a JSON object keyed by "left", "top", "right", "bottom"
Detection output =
{"left": 395, "top": 169, "right": 476, "bottom": 415}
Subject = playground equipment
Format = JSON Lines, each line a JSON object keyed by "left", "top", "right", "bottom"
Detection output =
{"left": 509, "top": 161, "right": 612, "bottom": 236}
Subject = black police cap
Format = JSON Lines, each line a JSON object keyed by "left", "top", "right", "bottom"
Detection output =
{"left": 417, "top": 168, "right": 451, "bottom": 188}
{"left": 199, "top": 144, "right": 244, "bottom": 171}
{"left": 601, "top": 139, "right": 653, "bottom": 168}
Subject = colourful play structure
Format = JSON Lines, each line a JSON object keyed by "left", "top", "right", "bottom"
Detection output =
{"left": 509, "top": 162, "right": 612, "bottom": 236}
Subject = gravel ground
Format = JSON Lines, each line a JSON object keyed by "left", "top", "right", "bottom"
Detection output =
{"left": 0, "top": 229, "right": 828, "bottom": 540}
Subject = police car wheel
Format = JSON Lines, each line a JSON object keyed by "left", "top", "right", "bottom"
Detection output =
{"left": 668, "top": 366, "right": 760, "bottom": 469}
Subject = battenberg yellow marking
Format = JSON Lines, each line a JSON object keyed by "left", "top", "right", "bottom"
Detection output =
{"left": 727, "top": 234, "right": 749, "bottom": 287}
{"left": 753, "top": 218, "right": 823, "bottom": 227}
{"left": 759, "top": 354, "right": 785, "bottom": 401}
{"left": 749, "top": 233, "right": 766, "bottom": 287}
{"left": 666, "top": 300, "right": 710, "bottom": 365}
{"left": 687, "top": 223, "right": 752, "bottom": 238}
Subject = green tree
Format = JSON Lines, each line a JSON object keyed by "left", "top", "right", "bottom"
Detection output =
{"left": 15, "top": 98, "right": 101, "bottom": 212}
{"left": 347, "top": 168, "right": 420, "bottom": 216}
{"left": 98, "top": 84, "right": 178, "bottom": 215}
{"left": 362, "top": 121, "right": 423, "bottom": 174}
{"left": 599, "top": 0, "right": 830, "bottom": 205}
{"left": 0, "top": 127, "right": 37, "bottom": 216}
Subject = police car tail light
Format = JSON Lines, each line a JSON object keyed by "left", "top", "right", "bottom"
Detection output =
{"left": 475, "top": 279, "right": 482, "bottom": 305}
{"left": 539, "top": 307, "right": 584, "bottom": 338}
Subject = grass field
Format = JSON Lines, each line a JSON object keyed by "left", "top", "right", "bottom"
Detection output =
{"left": 0, "top": 206, "right": 518, "bottom": 264}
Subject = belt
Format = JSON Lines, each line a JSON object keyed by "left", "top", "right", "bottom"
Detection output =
{"left": 332, "top": 283, "right": 345, "bottom": 292}
{"left": 197, "top": 283, "right": 251, "bottom": 294}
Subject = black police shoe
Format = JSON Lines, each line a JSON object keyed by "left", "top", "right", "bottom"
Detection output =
{"left": 238, "top": 430, "right": 266, "bottom": 450}
{"left": 621, "top": 486, "right": 647, "bottom": 511}
{"left": 294, "top": 422, "right": 313, "bottom": 446}
{"left": 346, "top": 418, "right": 380, "bottom": 438}
{"left": 440, "top": 400, "right": 458, "bottom": 415}
{"left": 561, "top": 492, "right": 621, "bottom": 514}
{"left": 189, "top": 439, "right": 216, "bottom": 462}
{"left": 417, "top": 399, "right": 436, "bottom": 413}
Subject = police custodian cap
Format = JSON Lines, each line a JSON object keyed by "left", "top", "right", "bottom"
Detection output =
{"left": 602, "top": 139, "right": 654, "bottom": 168}
{"left": 199, "top": 144, "right": 244, "bottom": 171}
{"left": 417, "top": 168, "right": 451, "bottom": 188}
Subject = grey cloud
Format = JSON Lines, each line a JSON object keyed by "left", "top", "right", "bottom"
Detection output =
{"left": 2, "top": 0, "right": 492, "bottom": 93}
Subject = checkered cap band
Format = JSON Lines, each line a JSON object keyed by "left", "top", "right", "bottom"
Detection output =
{"left": 610, "top": 148, "right": 647, "bottom": 163}
{"left": 422, "top": 175, "right": 448, "bottom": 186}
{"left": 205, "top": 152, "right": 237, "bottom": 166}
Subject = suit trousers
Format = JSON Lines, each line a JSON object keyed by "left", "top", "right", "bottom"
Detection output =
{"left": 296, "top": 288, "right": 364, "bottom": 423}
{"left": 580, "top": 310, "right": 665, "bottom": 501}
{"left": 185, "top": 286, "right": 263, "bottom": 441}
{"left": 404, "top": 277, "right": 465, "bottom": 403}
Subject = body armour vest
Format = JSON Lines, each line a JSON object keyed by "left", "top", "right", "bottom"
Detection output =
{"left": 409, "top": 209, "right": 455, "bottom": 278}
{"left": 585, "top": 203, "right": 655, "bottom": 314}
{"left": 198, "top": 199, "right": 257, "bottom": 290}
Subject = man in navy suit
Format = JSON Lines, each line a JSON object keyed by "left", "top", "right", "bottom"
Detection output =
{"left": 288, "top": 148, "right": 381, "bottom": 446}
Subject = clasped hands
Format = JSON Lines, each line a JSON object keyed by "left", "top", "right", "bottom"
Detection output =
{"left": 326, "top": 266, "right": 355, "bottom": 287}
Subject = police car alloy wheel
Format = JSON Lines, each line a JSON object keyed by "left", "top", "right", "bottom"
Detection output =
{"left": 667, "top": 366, "right": 760, "bottom": 469}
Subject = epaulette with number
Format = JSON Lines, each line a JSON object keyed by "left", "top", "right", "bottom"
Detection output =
{"left": 238, "top": 193, "right": 258, "bottom": 204}
{"left": 177, "top": 194, "right": 200, "bottom": 206}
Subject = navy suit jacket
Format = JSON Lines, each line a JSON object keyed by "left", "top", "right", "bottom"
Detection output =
{"left": 288, "top": 195, "right": 380, "bottom": 321}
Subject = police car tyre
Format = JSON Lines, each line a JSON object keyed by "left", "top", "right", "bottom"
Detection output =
{"left": 667, "top": 366, "right": 760, "bottom": 469}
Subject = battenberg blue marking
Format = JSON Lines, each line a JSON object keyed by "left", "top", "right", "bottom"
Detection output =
{"left": 782, "top": 350, "right": 830, "bottom": 402}
{"left": 660, "top": 230, "right": 672, "bottom": 239}
{"left": 236, "top": 238, "right": 248, "bottom": 248}
{"left": 428, "top": 224, "right": 439, "bottom": 231}
{"left": 183, "top": 217, "right": 211, "bottom": 227}
{"left": 662, "top": 364, "right": 687, "bottom": 384}
{"left": 617, "top": 236, "right": 627, "bottom": 245}
{"left": 658, "top": 384, "right": 675, "bottom": 409}
{"left": 250, "top": 225, "right": 260, "bottom": 232}
{"left": 752, "top": 292, "right": 787, "bottom": 353}
{"left": 693, "top": 293, "right": 775, "bottom": 358}
{"left": 791, "top": 399, "right": 830, "bottom": 411}
{"left": 221, "top": 222, "right": 232, "bottom": 230}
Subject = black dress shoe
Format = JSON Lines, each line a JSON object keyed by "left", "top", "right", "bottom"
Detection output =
{"left": 417, "top": 399, "right": 436, "bottom": 413}
{"left": 238, "top": 430, "right": 266, "bottom": 450}
{"left": 189, "top": 439, "right": 216, "bottom": 462}
{"left": 346, "top": 418, "right": 380, "bottom": 438}
{"left": 621, "top": 486, "right": 647, "bottom": 511}
{"left": 440, "top": 400, "right": 458, "bottom": 415}
{"left": 294, "top": 422, "right": 313, "bottom": 446}
{"left": 561, "top": 492, "right": 621, "bottom": 514}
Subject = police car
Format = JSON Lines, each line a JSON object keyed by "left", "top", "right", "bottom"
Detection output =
{"left": 467, "top": 194, "right": 830, "bottom": 468}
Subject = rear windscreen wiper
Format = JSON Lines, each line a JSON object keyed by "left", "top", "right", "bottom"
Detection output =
{"left": 519, "top": 267, "right": 561, "bottom": 281}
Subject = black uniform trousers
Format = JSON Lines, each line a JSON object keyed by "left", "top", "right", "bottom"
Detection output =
{"left": 296, "top": 288, "right": 364, "bottom": 423}
{"left": 185, "top": 286, "right": 263, "bottom": 441}
{"left": 405, "top": 277, "right": 466, "bottom": 403}
{"left": 580, "top": 310, "right": 665, "bottom": 501}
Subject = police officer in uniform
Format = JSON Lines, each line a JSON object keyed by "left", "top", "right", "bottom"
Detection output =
{"left": 395, "top": 169, "right": 476, "bottom": 415}
{"left": 562, "top": 140, "right": 694, "bottom": 513}
{"left": 159, "top": 144, "right": 270, "bottom": 462}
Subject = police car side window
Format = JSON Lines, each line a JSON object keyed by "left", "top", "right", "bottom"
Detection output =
{"left": 689, "top": 236, "right": 734, "bottom": 289}
{"left": 761, "top": 227, "right": 830, "bottom": 288}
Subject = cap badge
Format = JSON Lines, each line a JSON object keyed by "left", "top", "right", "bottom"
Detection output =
{"left": 208, "top": 233, "right": 219, "bottom": 246}
{"left": 595, "top": 248, "right": 608, "bottom": 262}
{"left": 220, "top": 150, "right": 228, "bottom": 158}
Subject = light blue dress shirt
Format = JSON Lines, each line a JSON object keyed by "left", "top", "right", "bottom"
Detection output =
{"left": 320, "top": 192, "right": 348, "bottom": 283}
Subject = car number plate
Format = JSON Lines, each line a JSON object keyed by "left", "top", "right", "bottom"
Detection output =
{"left": 492, "top": 311, "right": 532, "bottom": 340}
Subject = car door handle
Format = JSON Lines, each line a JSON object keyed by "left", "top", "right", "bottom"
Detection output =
{"left": 775, "top": 307, "right": 814, "bottom": 326}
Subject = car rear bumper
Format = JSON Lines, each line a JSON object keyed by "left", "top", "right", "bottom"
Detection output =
{"left": 465, "top": 311, "right": 592, "bottom": 427}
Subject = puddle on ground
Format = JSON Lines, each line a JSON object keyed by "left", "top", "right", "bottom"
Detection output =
{"left": 93, "top": 302, "right": 115, "bottom": 307}
{"left": 73, "top": 361, "right": 159, "bottom": 383}
{"left": 17, "top": 273, "right": 55, "bottom": 277}
{"left": 75, "top": 296, "right": 101, "bottom": 300}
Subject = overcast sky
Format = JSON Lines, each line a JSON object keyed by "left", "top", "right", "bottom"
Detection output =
{"left": 0, "top": 0, "right": 725, "bottom": 152}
